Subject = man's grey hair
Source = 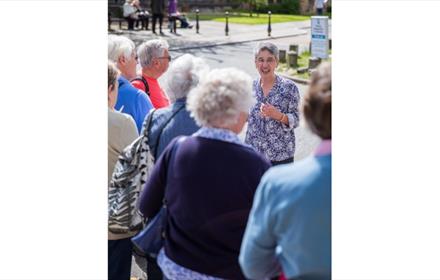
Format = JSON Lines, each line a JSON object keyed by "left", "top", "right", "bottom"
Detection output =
{"left": 137, "top": 39, "right": 169, "bottom": 68}
{"left": 164, "top": 54, "right": 209, "bottom": 103}
{"left": 253, "top": 41, "right": 279, "bottom": 61}
{"left": 108, "top": 35, "right": 136, "bottom": 63}
{"left": 187, "top": 68, "right": 255, "bottom": 127}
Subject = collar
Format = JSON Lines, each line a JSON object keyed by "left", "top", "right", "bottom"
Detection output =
{"left": 315, "top": 139, "right": 332, "bottom": 156}
{"left": 193, "top": 127, "right": 250, "bottom": 148}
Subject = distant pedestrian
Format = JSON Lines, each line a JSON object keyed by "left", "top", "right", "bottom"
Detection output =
{"left": 239, "top": 62, "right": 332, "bottom": 280}
{"left": 131, "top": 39, "right": 171, "bottom": 109}
{"left": 122, "top": 0, "right": 138, "bottom": 30}
{"left": 315, "top": 0, "right": 328, "bottom": 15}
{"left": 133, "top": 0, "right": 150, "bottom": 30}
{"left": 245, "top": 42, "right": 300, "bottom": 166}
{"left": 108, "top": 35, "right": 154, "bottom": 133}
{"left": 107, "top": 60, "right": 139, "bottom": 280}
{"left": 138, "top": 68, "right": 271, "bottom": 280}
{"left": 151, "top": 0, "right": 166, "bottom": 34}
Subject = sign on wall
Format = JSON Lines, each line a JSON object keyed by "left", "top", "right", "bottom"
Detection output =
{"left": 311, "top": 16, "right": 329, "bottom": 59}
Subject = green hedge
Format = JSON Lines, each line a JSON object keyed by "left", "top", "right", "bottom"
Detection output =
{"left": 256, "top": 0, "right": 300, "bottom": 15}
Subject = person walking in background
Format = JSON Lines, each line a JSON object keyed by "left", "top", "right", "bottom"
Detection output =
{"left": 138, "top": 68, "right": 271, "bottom": 280}
{"left": 137, "top": 53, "right": 209, "bottom": 280}
{"left": 245, "top": 42, "right": 300, "bottom": 166}
{"left": 107, "top": 61, "right": 139, "bottom": 280}
{"left": 315, "top": 0, "right": 328, "bottom": 15}
{"left": 122, "top": 0, "right": 138, "bottom": 30}
{"left": 239, "top": 62, "right": 332, "bottom": 280}
{"left": 151, "top": 0, "right": 165, "bottom": 34}
{"left": 108, "top": 35, "right": 154, "bottom": 133}
{"left": 131, "top": 39, "right": 171, "bottom": 109}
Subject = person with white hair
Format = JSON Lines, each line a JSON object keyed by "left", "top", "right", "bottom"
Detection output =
{"left": 245, "top": 41, "right": 300, "bottom": 166}
{"left": 136, "top": 54, "right": 209, "bottom": 280}
{"left": 137, "top": 68, "right": 271, "bottom": 280}
{"left": 132, "top": 39, "right": 171, "bottom": 109}
{"left": 144, "top": 53, "right": 209, "bottom": 159}
{"left": 108, "top": 35, "right": 153, "bottom": 133}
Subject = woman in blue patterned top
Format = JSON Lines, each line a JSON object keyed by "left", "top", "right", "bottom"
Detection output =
{"left": 245, "top": 42, "right": 300, "bottom": 165}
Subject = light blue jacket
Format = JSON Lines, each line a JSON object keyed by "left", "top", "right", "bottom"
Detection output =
{"left": 142, "top": 98, "right": 200, "bottom": 159}
{"left": 239, "top": 153, "right": 331, "bottom": 280}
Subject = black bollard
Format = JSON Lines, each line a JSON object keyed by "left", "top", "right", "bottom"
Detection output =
{"left": 268, "top": 11, "right": 272, "bottom": 37}
{"left": 196, "top": 9, "right": 200, "bottom": 34}
{"left": 225, "top": 11, "right": 229, "bottom": 36}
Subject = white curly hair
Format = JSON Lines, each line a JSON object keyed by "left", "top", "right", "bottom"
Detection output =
{"left": 187, "top": 67, "right": 255, "bottom": 127}
{"left": 164, "top": 54, "right": 209, "bottom": 103}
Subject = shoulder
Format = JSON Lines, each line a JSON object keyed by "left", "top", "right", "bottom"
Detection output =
{"left": 262, "top": 156, "right": 329, "bottom": 198}
{"left": 277, "top": 75, "right": 299, "bottom": 94}
{"left": 110, "top": 110, "right": 136, "bottom": 126}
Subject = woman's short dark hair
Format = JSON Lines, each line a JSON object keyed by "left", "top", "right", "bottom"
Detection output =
{"left": 303, "top": 62, "right": 331, "bottom": 139}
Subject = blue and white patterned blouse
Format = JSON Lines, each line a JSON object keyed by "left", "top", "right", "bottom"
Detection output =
{"left": 245, "top": 75, "right": 300, "bottom": 162}
{"left": 156, "top": 126, "right": 246, "bottom": 280}
{"left": 193, "top": 126, "right": 251, "bottom": 148}
{"left": 158, "top": 248, "right": 225, "bottom": 280}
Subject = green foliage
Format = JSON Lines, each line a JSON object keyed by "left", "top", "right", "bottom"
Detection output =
{"left": 187, "top": 12, "right": 309, "bottom": 25}
{"left": 256, "top": 0, "right": 300, "bottom": 14}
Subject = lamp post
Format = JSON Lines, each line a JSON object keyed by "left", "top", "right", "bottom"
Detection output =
{"left": 196, "top": 9, "right": 200, "bottom": 34}
{"left": 225, "top": 11, "right": 229, "bottom": 36}
{"left": 268, "top": 11, "right": 272, "bottom": 37}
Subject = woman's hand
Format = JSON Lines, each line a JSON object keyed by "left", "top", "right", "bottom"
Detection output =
{"left": 260, "top": 103, "right": 283, "bottom": 120}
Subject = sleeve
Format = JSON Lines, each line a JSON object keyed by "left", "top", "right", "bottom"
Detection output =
{"left": 282, "top": 82, "right": 300, "bottom": 131}
{"left": 239, "top": 173, "right": 281, "bottom": 280}
{"left": 134, "top": 92, "right": 154, "bottom": 133}
{"left": 137, "top": 137, "right": 178, "bottom": 219}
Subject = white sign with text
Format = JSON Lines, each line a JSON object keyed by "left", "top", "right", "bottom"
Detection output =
{"left": 311, "top": 16, "right": 329, "bottom": 59}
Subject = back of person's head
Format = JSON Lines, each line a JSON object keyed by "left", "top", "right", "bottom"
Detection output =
{"left": 108, "top": 35, "right": 136, "bottom": 64}
{"left": 165, "top": 54, "right": 209, "bottom": 103}
{"left": 137, "top": 39, "right": 169, "bottom": 68}
{"left": 303, "top": 62, "right": 331, "bottom": 139}
{"left": 187, "top": 67, "right": 254, "bottom": 127}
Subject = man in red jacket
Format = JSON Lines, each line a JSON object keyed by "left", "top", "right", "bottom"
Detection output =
{"left": 132, "top": 39, "right": 171, "bottom": 109}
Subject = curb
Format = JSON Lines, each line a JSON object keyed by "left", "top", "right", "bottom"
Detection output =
{"left": 278, "top": 72, "right": 310, "bottom": 85}
{"left": 168, "top": 31, "right": 308, "bottom": 51}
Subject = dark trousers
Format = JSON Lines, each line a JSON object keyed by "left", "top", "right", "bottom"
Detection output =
{"left": 152, "top": 13, "right": 164, "bottom": 33}
{"left": 125, "top": 17, "right": 135, "bottom": 30}
{"left": 108, "top": 238, "right": 133, "bottom": 280}
{"left": 136, "top": 16, "right": 149, "bottom": 29}
{"left": 147, "top": 255, "right": 163, "bottom": 280}
{"left": 271, "top": 157, "right": 294, "bottom": 166}
{"left": 317, "top": 8, "right": 323, "bottom": 15}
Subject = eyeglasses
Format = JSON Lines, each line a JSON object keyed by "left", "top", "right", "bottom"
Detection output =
{"left": 157, "top": 56, "right": 172, "bottom": 62}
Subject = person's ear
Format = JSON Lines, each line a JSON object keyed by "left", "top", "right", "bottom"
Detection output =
{"left": 118, "top": 55, "right": 126, "bottom": 65}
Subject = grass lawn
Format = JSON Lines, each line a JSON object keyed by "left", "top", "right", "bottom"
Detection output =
{"left": 277, "top": 50, "right": 331, "bottom": 80}
{"left": 187, "top": 12, "right": 310, "bottom": 25}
